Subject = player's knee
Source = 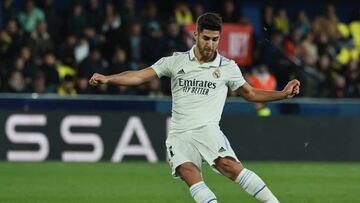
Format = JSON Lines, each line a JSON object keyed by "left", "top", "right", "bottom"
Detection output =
{"left": 215, "top": 157, "right": 243, "bottom": 178}
{"left": 176, "top": 162, "right": 202, "bottom": 186}
{"left": 176, "top": 162, "right": 199, "bottom": 177}
{"left": 215, "top": 157, "right": 232, "bottom": 168}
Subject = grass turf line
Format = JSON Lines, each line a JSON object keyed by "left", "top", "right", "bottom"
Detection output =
{"left": 0, "top": 162, "right": 359, "bottom": 203}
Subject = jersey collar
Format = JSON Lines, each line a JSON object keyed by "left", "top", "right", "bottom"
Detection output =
{"left": 189, "top": 46, "right": 221, "bottom": 68}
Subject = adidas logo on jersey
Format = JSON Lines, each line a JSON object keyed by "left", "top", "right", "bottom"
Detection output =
{"left": 177, "top": 69, "right": 185, "bottom": 75}
{"left": 218, "top": 147, "right": 226, "bottom": 153}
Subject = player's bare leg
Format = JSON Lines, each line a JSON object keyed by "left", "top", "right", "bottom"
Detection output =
{"left": 214, "top": 156, "right": 243, "bottom": 180}
{"left": 214, "top": 157, "right": 280, "bottom": 203}
{"left": 177, "top": 162, "right": 218, "bottom": 203}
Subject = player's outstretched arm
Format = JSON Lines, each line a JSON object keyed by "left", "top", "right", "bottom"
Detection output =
{"left": 238, "top": 79, "right": 300, "bottom": 102}
{"left": 89, "top": 67, "right": 158, "bottom": 86}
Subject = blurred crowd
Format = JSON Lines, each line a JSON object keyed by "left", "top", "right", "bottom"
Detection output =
{"left": 253, "top": 4, "right": 360, "bottom": 98}
{"left": 0, "top": 0, "right": 359, "bottom": 98}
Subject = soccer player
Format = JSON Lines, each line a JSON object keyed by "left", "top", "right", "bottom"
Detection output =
{"left": 89, "top": 13, "right": 300, "bottom": 203}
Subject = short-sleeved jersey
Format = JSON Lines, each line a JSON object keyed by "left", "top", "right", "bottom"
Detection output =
{"left": 151, "top": 46, "right": 246, "bottom": 133}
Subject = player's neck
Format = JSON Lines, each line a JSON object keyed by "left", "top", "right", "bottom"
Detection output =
{"left": 194, "top": 46, "right": 216, "bottom": 64}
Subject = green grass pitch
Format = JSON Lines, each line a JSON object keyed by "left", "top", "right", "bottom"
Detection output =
{"left": 1, "top": 161, "right": 359, "bottom": 203}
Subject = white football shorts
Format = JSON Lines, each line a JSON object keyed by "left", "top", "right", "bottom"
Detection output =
{"left": 165, "top": 124, "right": 240, "bottom": 178}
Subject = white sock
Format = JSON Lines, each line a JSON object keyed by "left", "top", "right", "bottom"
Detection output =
{"left": 235, "top": 168, "right": 280, "bottom": 203}
{"left": 189, "top": 181, "right": 218, "bottom": 203}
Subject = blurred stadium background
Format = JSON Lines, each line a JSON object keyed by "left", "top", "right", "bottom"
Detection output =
{"left": 0, "top": 0, "right": 359, "bottom": 202}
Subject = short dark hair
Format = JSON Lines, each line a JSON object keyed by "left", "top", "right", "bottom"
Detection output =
{"left": 196, "top": 13, "right": 222, "bottom": 32}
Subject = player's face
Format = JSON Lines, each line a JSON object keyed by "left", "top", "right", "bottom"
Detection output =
{"left": 195, "top": 29, "right": 220, "bottom": 61}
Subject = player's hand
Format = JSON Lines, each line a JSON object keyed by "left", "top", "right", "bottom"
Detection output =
{"left": 282, "top": 79, "right": 300, "bottom": 98}
{"left": 89, "top": 73, "right": 109, "bottom": 86}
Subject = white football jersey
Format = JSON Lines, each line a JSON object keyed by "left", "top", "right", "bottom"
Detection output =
{"left": 151, "top": 46, "right": 246, "bottom": 133}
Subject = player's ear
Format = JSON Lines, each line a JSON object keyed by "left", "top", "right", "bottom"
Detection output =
{"left": 193, "top": 31, "right": 199, "bottom": 43}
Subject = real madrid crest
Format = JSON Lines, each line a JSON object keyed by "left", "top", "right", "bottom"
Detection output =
{"left": 212, "top": 68, "right": 221, "bottom": 79}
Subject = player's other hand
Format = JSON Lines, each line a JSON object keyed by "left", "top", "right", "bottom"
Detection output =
{"left": 282, "top": 79, "right": 300, "bottom": 98}
{"left": 89, "top": 73, "right": 108, "bottom": 86}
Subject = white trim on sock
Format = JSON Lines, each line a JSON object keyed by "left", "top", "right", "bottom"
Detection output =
{"left": 189, "top": 181, "right": 218, "bottom": 203}
{"left": 235, "top": 168, "right": 280, "bottom": 203}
